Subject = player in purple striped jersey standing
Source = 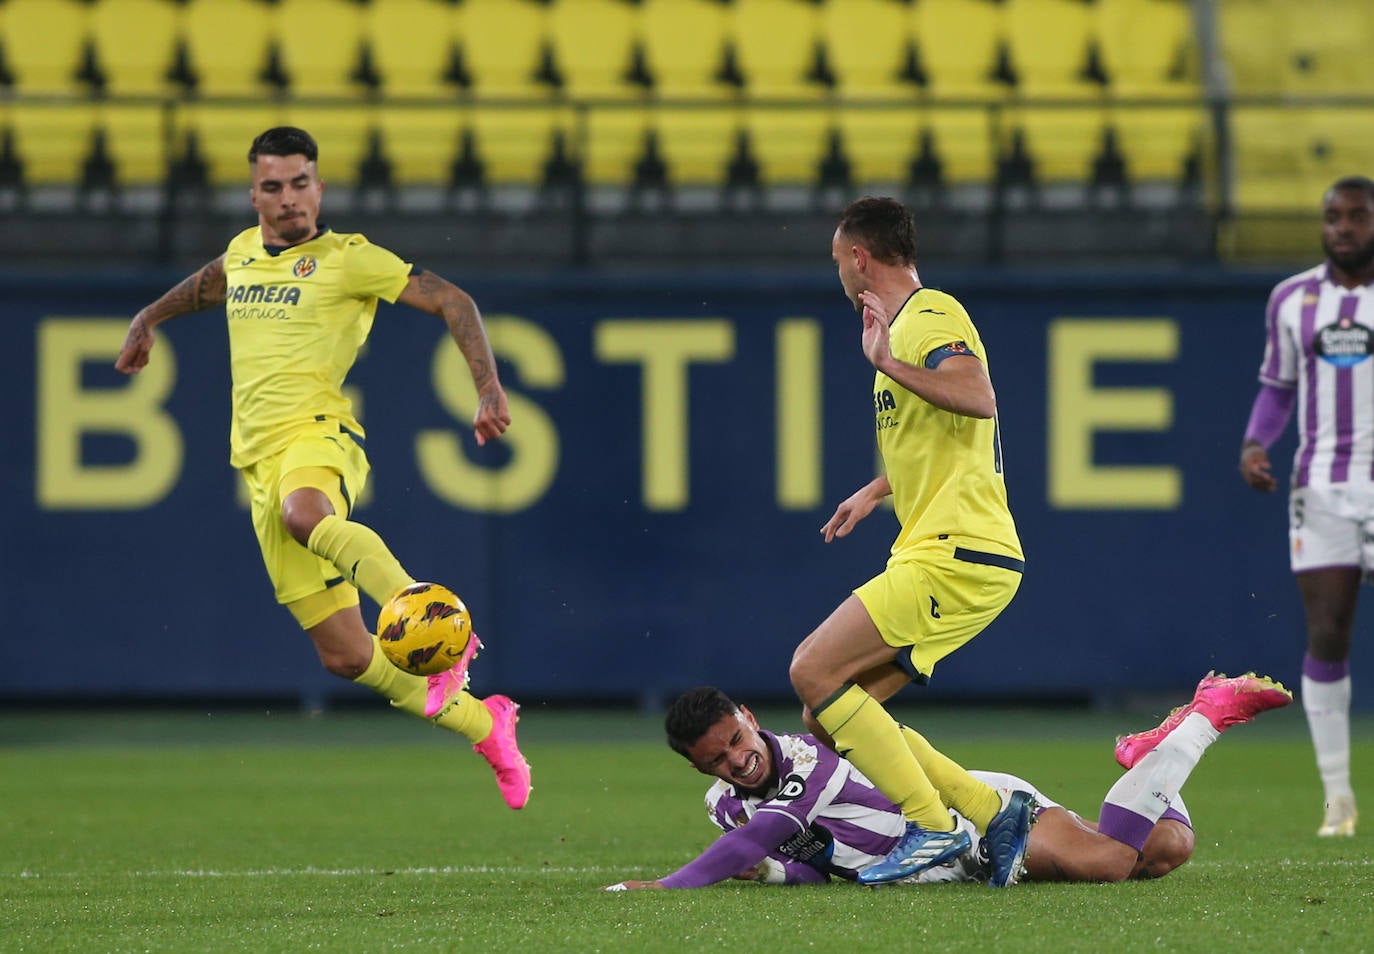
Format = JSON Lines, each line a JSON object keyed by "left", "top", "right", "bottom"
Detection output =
{"left": 1239, "top": 175, "right": 1374, "bottom": 838}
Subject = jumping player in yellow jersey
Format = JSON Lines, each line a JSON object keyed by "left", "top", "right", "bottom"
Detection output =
{"left": 790, "top": 196, "right": 1031, "bottom": 884}
{"left": 114, "top": 127, "right": 531, "bottom": 810}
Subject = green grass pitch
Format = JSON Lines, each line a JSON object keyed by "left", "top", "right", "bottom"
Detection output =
{"left": 2, "top": 703, "right": 1370, "bottom": 953}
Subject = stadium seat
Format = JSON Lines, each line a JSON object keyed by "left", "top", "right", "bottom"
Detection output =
{"left": 745, "top": 106, "right": 835, "bottom": 185}
{"left": 584, "top": 107, "right": 652, "bottom": 187}
{"left": 727, "top": 0, "right": 827, "bottom": 98}
{"left": 465, "top": 105, "right": 576, "bottom": 186}
{"left": 1232, "top": 106, "right": 1374, "bottom": 211}
{"left": 913, "top": 0, "right": 1008, "bottom": 100}
{"left": 1, "top": 102, "right": 98, "bottom": 184}
{"left": 373, "top": 108, "right": 468, "bottom": 186}
{"left": 366, "top": 0, "right": 460, "bottom": 98}
{"left": 88, "top": 0, "right": 182, "bottom": 97}
{"left": 456, "top": 0, "right": 554, "bottom": 98}
{"left": 924, "top": 108, "right": 997, "bottom": 185}
{"left": 173, "top": 104, "right": 289, "bottom": 186}
{"left": 834, "top": 108, "right": 928, "bottom": 185}
{"left": 823, "top": 0, "right": 920, "bottom": 99}
{"left": 0, "top": 0, "right": 89, "bottom": 95}
{"left": 181, "top": 0, "right": 279, "bottom": 97}
{"left": 640, "top": 0, "right": 732, "bottom": 98}
{"left": 548, "top": 0, "right": 641, "bottom": 100}
{"left": 654, "top": 106, "right": 747, "bottom": 186}
{"left": 95, "top": 102, "right": 170, "bottom": 187}
{"left": 1004, "top": 107, "right": 1108, "bottom": 185}
{"left": 1004, "top": 0, "right": 1099, "bottom": 97}
{"left": 274, "top": 0, "right": 369, "bottom": 97}
{"left": 282, "top": 104, "right": 380, "bottom": 182}
{"left": 1109, "top": 105, "right": 1206, "bottom": 184}
{"left": 1097, "top": 0, "right": 1199, "bottom": 98}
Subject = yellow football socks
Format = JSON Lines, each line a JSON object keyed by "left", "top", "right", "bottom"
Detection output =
{"left": 813, "top": 683, "right": 953, "bottom": 831}
{"left": 307, "top": 514, "right": 414, "bottom": 606}
{"left": 899, "top": 725, "right": 1001, "bottom": 833}
{"left": 353, "top": 636, "right": 494, "bottom": 744}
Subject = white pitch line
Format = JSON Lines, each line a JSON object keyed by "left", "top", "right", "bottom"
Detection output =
{"left": 12, "top": 865, "right": 621, "bottom": 879}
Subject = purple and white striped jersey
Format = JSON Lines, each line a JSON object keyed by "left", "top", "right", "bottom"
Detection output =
{"left": 1259, "top": 264, "right": 1374, "bottom": 488}
{"left": 704, "top": 730, "right": 906, "bottom": 881}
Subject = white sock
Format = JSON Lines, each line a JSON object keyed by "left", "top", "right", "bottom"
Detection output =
{"left": 1302, "top": 674, "right": 1354, "bottom": 802}
{"left": 1104, "top": 713, "right": 1218, "bottom": 826}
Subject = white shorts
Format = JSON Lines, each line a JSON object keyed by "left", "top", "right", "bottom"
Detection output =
{"left": 1289, "top": 483, "right": 1374, "bottom": 575}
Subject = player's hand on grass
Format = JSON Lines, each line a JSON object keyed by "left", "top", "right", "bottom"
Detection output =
{"left": 1240, "top": 442, "right": 1276, "bottom": 492}
{"left": 604, "top": 880, "right": 664, "bottom": 891}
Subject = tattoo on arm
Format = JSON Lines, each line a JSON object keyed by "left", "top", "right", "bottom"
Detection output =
{"left": 152, "top": 257, "right": 227, "bottom": 322}
{"left": 415, "top": 270, "right": 498, "bottom": 392}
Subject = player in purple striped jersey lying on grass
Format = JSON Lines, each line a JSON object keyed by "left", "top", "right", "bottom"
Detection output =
{"left": 605, "top": 674, "right": 1291, "bottom": 890}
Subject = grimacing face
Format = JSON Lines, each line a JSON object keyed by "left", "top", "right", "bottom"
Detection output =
{"left": 684, "top": 706, "right": 775, "bottom": 792}
{"left": 250, "top": 152, "right": 324, "bottom": 246}
{"left": 1321, "top": 185, "right": 1374, "bottom": 276}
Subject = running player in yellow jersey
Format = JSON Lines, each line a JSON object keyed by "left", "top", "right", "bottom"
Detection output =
{"left": 114, "top": 127, "right": 530, "bottom": 809}
{"left": 790, "top": 196, "right": 1031, "bottom": 884}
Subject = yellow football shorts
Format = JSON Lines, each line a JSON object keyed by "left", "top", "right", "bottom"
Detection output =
{"left": 240, "top": 422, "right": 371, "bottom": 628}
{"left": 854, "top": 537, "right": 1023, "bottom": 683}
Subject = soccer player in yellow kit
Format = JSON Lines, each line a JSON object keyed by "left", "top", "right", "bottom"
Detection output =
{"left": 115, "top": 127, "right": 531, "bottom": 809}
{"left": 790, "top": 196, "right": 1031, "bottom": 884}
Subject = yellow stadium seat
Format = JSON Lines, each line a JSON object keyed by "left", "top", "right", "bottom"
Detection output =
{"left": 823, "top": 0, "right": 919, "bottom": 99}
{"left": 273, "top": 0, "right": 369, "bottom": 97}
{"left": 924, "top": 108, "right": 996, "bottom": 185}
{"left": 745, "top": 106, "right": 835, "bottom": 185}
{"left": 1097, "top": 0, "right": 1199, "bottom": 98}
{"left": 1109, "top": 105, "right": 1205, "bottom": 183}
{"left": 95, "top": 102, "right": 170, "bottom": 186}
{"left": 88, "top": 0, "right": 182, "bottom": 97}
{"left": 1273, "top": 1, "right": 1374, "bottom": 94}
{"left": 640, "top": 0, "right": 732, "bottom": 98}
{"left": 374, "top": 108, "right": 468, "bottom": 186}
{"left": 1005, "top": 0, "right": 1098, "bottom": 98}
{"left": 1004, "top": 107, "right": 1107, "bottom": 184}
{"left": 173, "top": 104, "right": 290, "bottom": 186}
{"left": 1, "top": 102, "right": 98, "bottom": 185}
{"left": 655, "top": 106, "right": 746, "bottom": 186}
{"left": 181, "top": 0, "right": 278, "bottom": 97}
{"left": 914, "top": 0, "right": 1007, "bottom": 100}
{"left": 834, "top": 108, "right": 926, "bottom": 185}
{"left": 584, "top": 107, "right": 655, "bottom": 187}
{"left": 456, "top": 0, "right": 553, "bottom": 98}
{"left": 282, "top": 104, "right": 382, "bottom": 181}
{"left": 1233, "top": 106, "right": 1374, "bottom": 212}
{"left": 366, "top": 0, "right": 461, "bottom": 98}
{"left": 0, "top": 0, "right": 90, "bottom": 95}
{"left": 464, "top": 105, "right": 577, "bottom": 186}
{"left": 727, "top": 0, "right": 826, "bottom": 98}
{"left": 549, "top": 0, "right": 641, "bottom": 99}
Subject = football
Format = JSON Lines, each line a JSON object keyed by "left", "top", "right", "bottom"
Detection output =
{"left": 376, "top": 582, "right": 475, "bottom": 676}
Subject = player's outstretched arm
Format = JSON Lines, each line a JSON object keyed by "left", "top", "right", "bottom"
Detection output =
{"left": 397, "top": 270, "right": 511, "bottom": 446}
{"left": 820, "top": 475, "right": 891, "bottom": 542}
{"left": 114, "top": 257, "right": 227, "bottom": 374}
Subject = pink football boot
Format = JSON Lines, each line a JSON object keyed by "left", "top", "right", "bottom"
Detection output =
{"left": 422, "top": 633, "right": 483, "bottom": 720}
{"left": 1115, "top": 671, "right": 1292, "bottom": 769}
{"left": 473, "top": 694, "right": 533, "bottom": 810}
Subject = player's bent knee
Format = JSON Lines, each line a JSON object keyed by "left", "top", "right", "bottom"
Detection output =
{"left": 1137, "top": 821, "right": 1194, "bottom": 879}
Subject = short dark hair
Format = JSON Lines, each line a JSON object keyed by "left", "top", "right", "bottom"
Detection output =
{"left": 665, "top": 687, "right": 740, "bottom": 759}
{"left": 248, "top": 126, "right": 319, "bottom": 165}
{"left": 1327, "top": 175, "right": 1374, "bottom": 205}
{"left": 836, "top": 195, "right": 918, "bottom": 267}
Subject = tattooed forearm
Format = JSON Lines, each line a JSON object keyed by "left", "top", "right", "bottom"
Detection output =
{"left": 145, "top": 257, "right": 227, "bottom": 325}
{"left": 415, "top": 271, "right": 499, "bottom": 393}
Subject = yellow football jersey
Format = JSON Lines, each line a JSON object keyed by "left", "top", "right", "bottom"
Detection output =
{"left": 222, "top": 227, "right": 412, "bottom": 467}
{"left": 875, "top": 287, "right": 1022, "bottom": 561}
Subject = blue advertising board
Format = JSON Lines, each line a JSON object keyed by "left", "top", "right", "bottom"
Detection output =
{"left": 2, "top": 266, "right": 1349, "bottom": 707}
